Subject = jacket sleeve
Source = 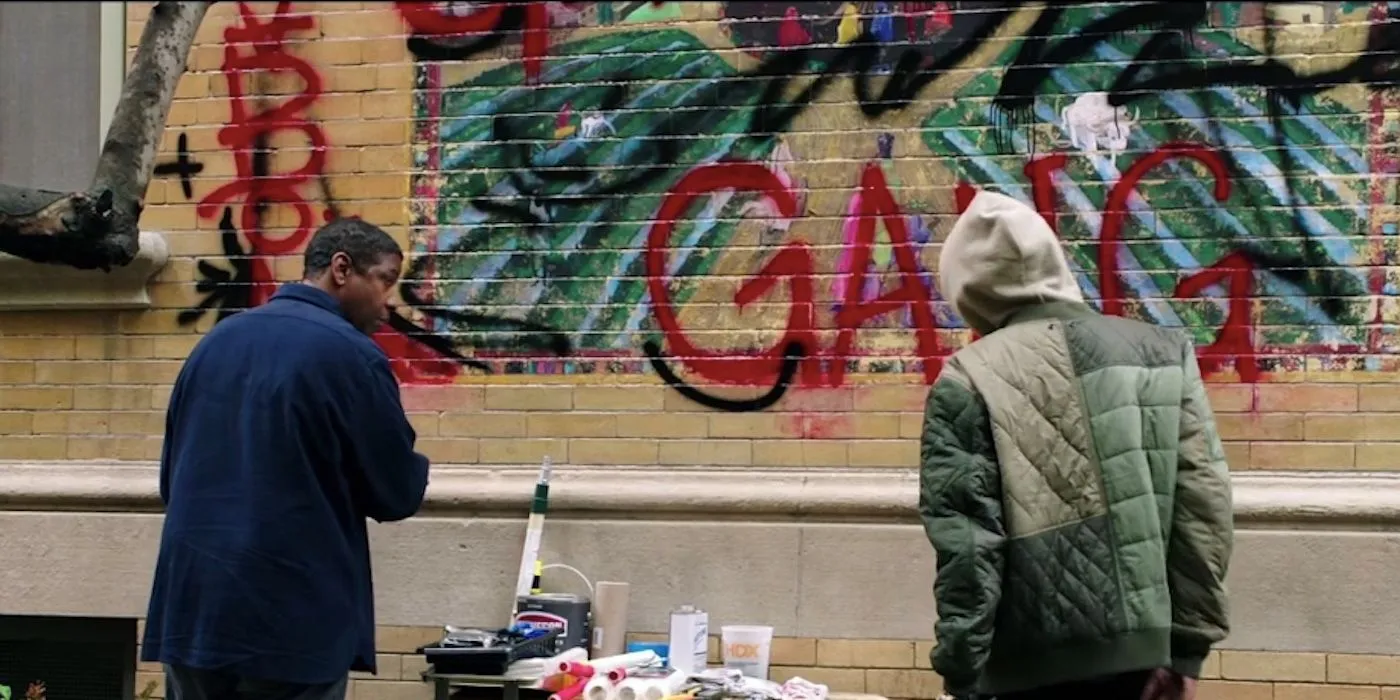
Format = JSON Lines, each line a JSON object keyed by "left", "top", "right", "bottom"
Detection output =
{"left": 919, "top": 362, "right": 1006, "bottom": 697}
{"left": 1168, "top": 342, "right": 1234, "bottom": 678}
{"left": 344, "top": 354, "right": 431, "bottom": 523}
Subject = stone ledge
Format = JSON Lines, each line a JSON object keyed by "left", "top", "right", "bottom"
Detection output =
{"left": 0, "top": 230, "right": 169, "bottom": 310}
{"left": 1, "top": 461, "right": 1398, "bottom": 527}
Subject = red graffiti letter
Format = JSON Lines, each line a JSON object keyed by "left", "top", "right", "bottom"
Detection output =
{"left": 1174, "top": 251, "right": 1259, "bottom": 383}
{"left": 831, "top": 164, "right": 942, "bottom": 385}
{"left": 1024, "top": 154, "right": 1069, "bottom": 233}
{"left": 646, "top": 162, "right": 818, "bottom": 386}
{"left": 1101, "top": 143, "right": 1231, "bottom": 316}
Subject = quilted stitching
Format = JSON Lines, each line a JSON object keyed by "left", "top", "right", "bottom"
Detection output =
{"left": 958, "top": 322, "right": 1106, "bottom": 537}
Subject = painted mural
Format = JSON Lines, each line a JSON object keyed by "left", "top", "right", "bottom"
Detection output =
{"left": 168, "top": 1, "right": 1400, "bottom": 412}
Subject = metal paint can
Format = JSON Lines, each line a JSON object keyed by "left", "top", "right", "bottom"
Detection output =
{"left": 514, "top": 593, "right": 592, "bottom": 653}
{"left": 667, "top": 604, "right": 709, "bottom": 674}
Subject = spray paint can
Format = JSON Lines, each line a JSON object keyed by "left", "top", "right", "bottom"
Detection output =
{"left": 514, "top": 593, "right": 592, "bottom": 653}
{"left": 667, "top": 604, "right": 709, "bottom": 674}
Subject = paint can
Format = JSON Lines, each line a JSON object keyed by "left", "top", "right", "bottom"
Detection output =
{"left": 667, "top": 604, "right": 709, "bottom": 675}
{"left": 514, "top": 593, "right": 592, "bottom": 653}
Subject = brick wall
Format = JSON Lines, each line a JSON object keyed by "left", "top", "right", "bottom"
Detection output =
{"left": 132, "top": 625, "right": 1400, "bottom": 700}
{"left": 37, "top": 0, "right": 1374, "bottom": 471}
{"left": 0, "top": 1, "right": 1393, "bottom": 698}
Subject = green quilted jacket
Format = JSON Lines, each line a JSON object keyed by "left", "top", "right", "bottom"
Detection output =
{"left": 921, "top": 191, "right": 1234, "bottom": 697}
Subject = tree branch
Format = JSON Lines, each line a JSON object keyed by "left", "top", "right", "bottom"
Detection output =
{"left": 0, "top": 1, "right": 210, "bottom": 271}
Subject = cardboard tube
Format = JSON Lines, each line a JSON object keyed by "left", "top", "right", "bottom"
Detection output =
{"left": 591, "top": 581, "right": 631, "bottom": 658}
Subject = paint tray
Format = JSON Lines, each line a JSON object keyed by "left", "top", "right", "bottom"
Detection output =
{"left": 420, "top": 627, "right": 562, "bottom": 676}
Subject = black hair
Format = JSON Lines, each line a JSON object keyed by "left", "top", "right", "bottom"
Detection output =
{"left": 302, "top": 217, "right": 403, "bottom": 278}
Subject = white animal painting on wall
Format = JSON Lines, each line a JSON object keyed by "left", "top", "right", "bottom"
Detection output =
{"left": 1060, "top": 91, "right": 1138, "bottom": 156}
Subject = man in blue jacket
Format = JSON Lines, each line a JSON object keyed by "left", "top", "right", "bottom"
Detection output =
{"left": 141, "top": 217, "right": 432, "bottom": 699}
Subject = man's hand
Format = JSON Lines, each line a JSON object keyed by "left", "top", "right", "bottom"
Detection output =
{"left": 1140, "top": 668, "right": 1197, "bottom": 700}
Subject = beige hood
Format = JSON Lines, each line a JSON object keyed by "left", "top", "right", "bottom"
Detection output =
{"left": 937, "top": 190, "right": 1084, "bottom": 335}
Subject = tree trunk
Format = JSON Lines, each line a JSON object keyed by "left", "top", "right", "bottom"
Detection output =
{"left": 0, "top": 1, "right": 210, "bottom": 271}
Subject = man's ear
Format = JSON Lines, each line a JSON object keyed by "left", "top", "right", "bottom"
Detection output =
{"left": 329, "top": 251, "right": 353, "bottom": 286}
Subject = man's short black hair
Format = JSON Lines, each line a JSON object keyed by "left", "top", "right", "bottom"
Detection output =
{"left": 302, "top": 217, "right": 403, "bottom": 278}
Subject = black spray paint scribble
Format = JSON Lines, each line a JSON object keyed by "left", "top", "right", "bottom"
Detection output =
{"left": 152, "top": 132, "right": 205, "bottom": 201}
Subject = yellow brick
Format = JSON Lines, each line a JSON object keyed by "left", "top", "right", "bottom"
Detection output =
{"left": 406, "top": 413, "right": 439, "bottom": 437}
{"left": 853, "top": 385, "right": 925, "bottom": 412}
{"left": 0, "top": 337, "right": 76, "bottom": 360}
{"left": 111, "top": 361, "right": 184, "bottom": 385}
{"left": 358, "top": 146, "right": 413, "bottom": 174}
{"left": 1307, "top": 413, "right": 1400, "bottom": 441}
{"left": 658, "top": 439, "right": 752, "bottom": 466}
{"left": 74, "top": 387, "right": 152, "bottom": 410}
{"left": 1255, "top": 384, "right": 1358, "bottom": 412}
{"left": 35, "top": 361, "right": 112, "bottom": 385}
{"left": 914, "top": 641, "right": 933, "bottom": 670}
{"left": 752, "top": 440, "right": 849, "bottom": 467}
{"left": 376, "top": 626, "right": 442, "bottom": 654}
{"left": 1359, "top": 385, "right": 1400, "bottom": 411}
{"left": 1276, "top": 684, "right": 1380, "bottom": 700}
{"left": 0, "top": 412, "right": 33, "bottom": 434}
{"left": 1203, "top": 650, "right": 1222, "bottom": 679}
{"left": 400, "top": 652, "right": 430, "bottom": 681}
{"left": 846, "top": 440, "right": 918, "bottom": 468}
{"left": 329, "top": 119, "right": 411, "bottom": 147}
{"left": 709, "top": 412, "right": 785, "bottom": 439}
{"left": 483, "top": 386, "right": 572, "bottom": 411}
{"left": 376, "top": 64, "right": 415, "bottom": 90}
{"left": 1216, "top": 413, "right": 1304, "bottom": 441}
{"left": 568, "top": 439, "right": 659, "bottom": 465}
{"left": 1223, "top": 442, "right": 1250, "bottom": 469}
{"left": 109, "top": 411, "right": 164, "bottom": 435}
{"left": 439, "top": 413, "right": 526, "bottom": 438}
{"left": 616, "top": 413, "right": 709, "bottom": 439}
{"left": 526, "top": 413, "right": 618, "bottom": 438}
{"left": 771, "top": 638, "right": 817, "bottom": 666}
{"left": 0, "top": 436, "right": 67, "bottom": 460}
{"left": 1250, "top": 442, "right": 1354, "bottom": 470}
{"left": 1196, "top": 680, "right": 1274, "bottom": 700}
{"left": 865, "top": 669, "right": 944, "bottom": 699}
{"left": 351, "top": 654, "right": 403, "bottom": 679}
{"left": 33, "top": 411, "right": 109, "bottom": 436}
{"left": 349, "top": 679, "right": 432, "bottom": 700}
{"left": 415, "top": 439, "right": 479, "bottom": 464}
{"left": 1356, "top": 444, "right": 1400, "bottom": 470}
{"left": 1331, "top": 654, "right": 1400, "bottom": 685}
{"left": 570, "top": 386, "right": 666, "bottom": 411}
{"left": 1221, "top": 650, "right": 1327, "bottom": 682}
{"left": 816, "top": 639, "right": 914, "bottom": 669}
{"left": 360, "top": 92, "right": 408, "bottom": 120}
{"left": 848, "top": 413, "right": 905, "bottom": 439}
{"left": 0, "top": 387, "right": 74, "bottom": 410}
{"left": 0, "top": 362, "right": 36, "bottom": 383}
{"left": 478, "top": 438, "right": 566, "bottom": 465}
{"left": 769, "top": 666, "right": 866, "bottom": 693}
{"left": 899, "top": 412, "right": 922, "bottom": 439}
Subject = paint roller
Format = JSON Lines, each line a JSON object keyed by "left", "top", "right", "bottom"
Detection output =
{"left": 615, "top": 670, "right": 688, "bottom": 700}
{"left": 513, "top": 456, "right": 553, "bottom": 617}
{"left": 556, "top": 650, "right": 661, "bottom": 677}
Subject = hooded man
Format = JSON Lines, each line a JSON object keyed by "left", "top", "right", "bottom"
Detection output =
{"left": 919, "top": 191, "right": 1234, "bottom": 700}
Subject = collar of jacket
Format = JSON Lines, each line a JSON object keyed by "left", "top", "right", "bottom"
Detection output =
{"left": 997, "top": 299, "right": 1100, "bottom": 331}
{"left": 271, "top": 282, "right": 347, "bottom": 318}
